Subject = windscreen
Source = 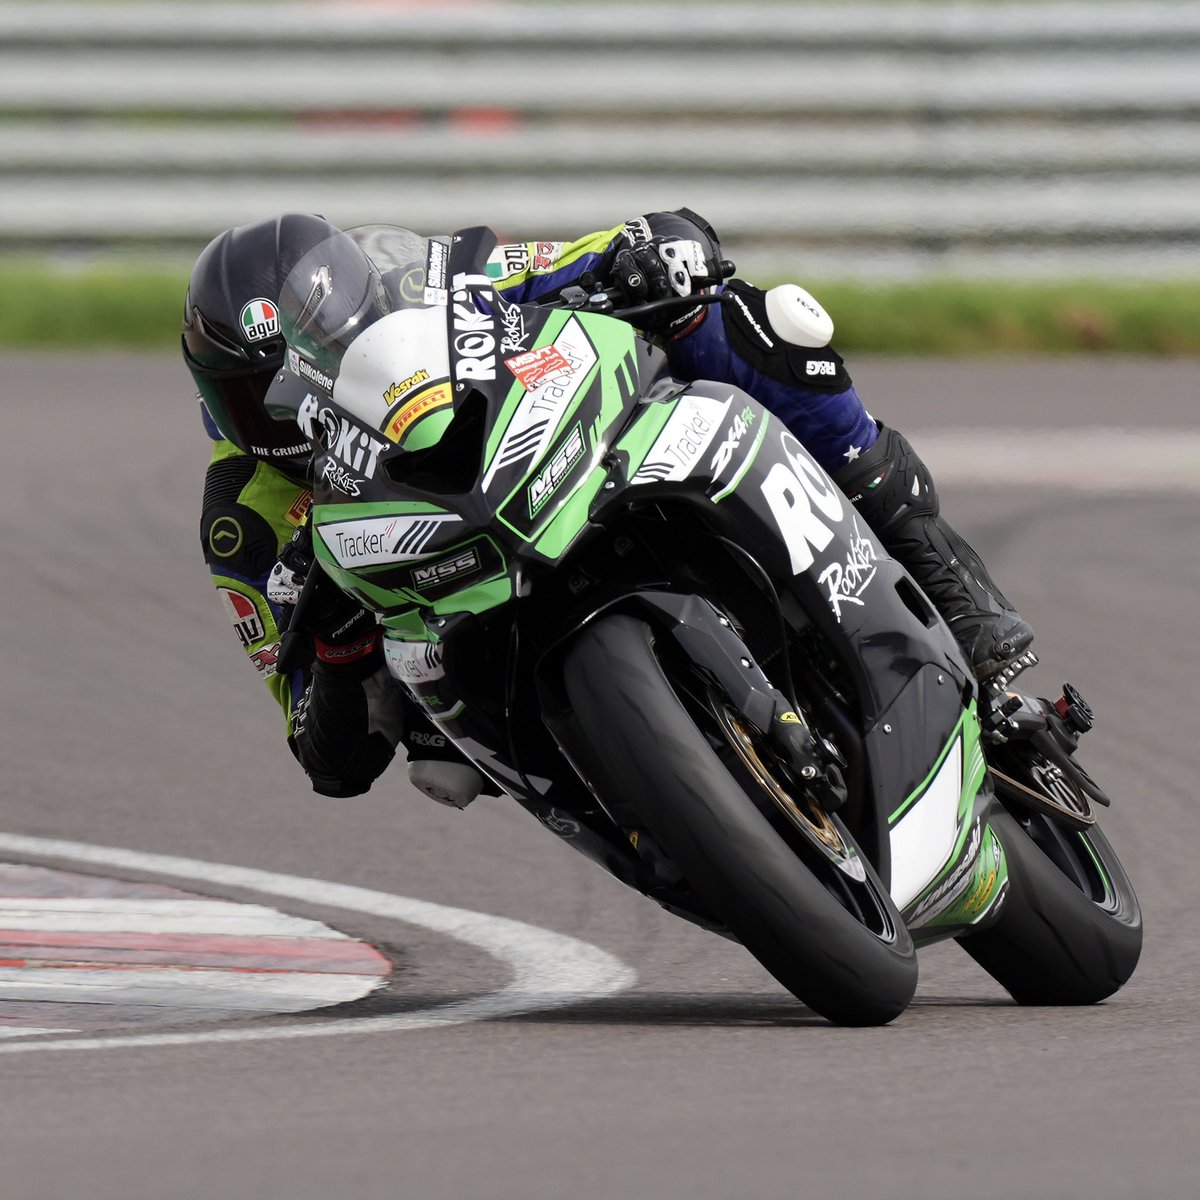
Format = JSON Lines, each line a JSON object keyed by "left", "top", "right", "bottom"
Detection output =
{"left": 267, "top": 225, "right": 447, "bottom": 420}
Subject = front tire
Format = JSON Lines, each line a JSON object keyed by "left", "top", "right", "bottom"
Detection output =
{"left": 562, "top": 614, "right": 917, "bottom": 1026}
{"left": 957, "top": 808, "right": 1142, "bottom": 1004}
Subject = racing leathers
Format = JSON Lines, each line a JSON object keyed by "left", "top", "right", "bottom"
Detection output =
{"left": 200, "top": 208, "right": 1029, "bottom": 800}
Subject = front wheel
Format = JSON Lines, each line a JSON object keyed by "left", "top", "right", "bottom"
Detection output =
{"left": 562, "top": 614, "right": 917, "bottom": 1026}
{"left": 957, "top": 808, "right": 1142, "bottom": 1004}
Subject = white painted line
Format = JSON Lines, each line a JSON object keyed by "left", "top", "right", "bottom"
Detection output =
{"left": 0, "top": 1026, "right": 82, "bottom": 1038}
{"left": 0, "top": 833, "right": 637, "bottom": 1055}
{"left": 0, "top": 967, "right": 389, "bottom": 1012}
{"left": 0, "top": 898, "right": 351, "bottom": 938}
{"left": 915, "top": 426, "right": 1200, "bottom": 493}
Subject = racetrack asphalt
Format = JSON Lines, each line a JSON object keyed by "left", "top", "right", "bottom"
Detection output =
{"left": 0, "top": 353, "right": 1197, "bottom": 1200}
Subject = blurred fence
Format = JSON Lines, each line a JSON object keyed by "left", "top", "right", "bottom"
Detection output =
{"left": 3, "top": 1, "right": 1200, "bottom": 278}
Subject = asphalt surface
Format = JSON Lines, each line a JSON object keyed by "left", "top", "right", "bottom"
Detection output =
{"left": 0, "top": 353, "right": 1197, "bottom": 1200}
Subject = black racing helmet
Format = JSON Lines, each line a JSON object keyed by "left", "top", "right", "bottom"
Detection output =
{"left": 182, "top": 212, "right": 337, "bottom": 474}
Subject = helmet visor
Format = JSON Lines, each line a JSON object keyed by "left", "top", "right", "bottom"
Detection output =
{"left": 192, "top": 365, "right": 312, "bottom": 466}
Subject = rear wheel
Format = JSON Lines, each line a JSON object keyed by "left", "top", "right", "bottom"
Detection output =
{"left": 562, "top": 614, "right": 917, "bottom": 1026}
{"left": 957, "top": 807, "right": 1142, "bottom": 1004}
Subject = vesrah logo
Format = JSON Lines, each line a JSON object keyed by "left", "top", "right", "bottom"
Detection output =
{"left": 383, "top": 369, "right": 430, "bottom": 405}
{"left": 528, "top": 423, "right": 586, "bottom": 517}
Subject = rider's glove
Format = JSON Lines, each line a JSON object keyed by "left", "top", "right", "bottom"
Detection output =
{"left": 607, "top": 237, "right": 720, "bottom": 338}
{"left": 269, "top": 524, "right": 376, "bottom": 664}
{"left": 289, "top": 649, "right": 404, "bottom": 798}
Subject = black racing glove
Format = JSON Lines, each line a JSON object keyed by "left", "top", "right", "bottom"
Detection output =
{"left": 607, "top": 236, "right": 724, "bottom": 338}
{"left": 289, "top": 648, "right": 405, "bottom": 798}
{"left": 269, "top": 524, "right": 377, "bottom": 665}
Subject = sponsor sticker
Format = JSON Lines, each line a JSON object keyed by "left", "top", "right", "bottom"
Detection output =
{"left": 384, "top": 639, "right": 446, "bottom": 684}
{"left": 240, "top": 298, "right": 279, "bottom": 343}
{"left": 285, "top": 489, "right": 313, "bottom": 527}
{"left": 425, "top": 239, "right": 449, "bottom": 305}
{"left": 483, "top": 318, "right": 598, "bottom": 491}
{"left": 452, "top": 289, "right": 497, "bottom": 382}
{"left": 506, "top": 345, "right": 569, "bottom": 390}
{"left": 319, "top": 512, "right": 462, "bottom": 568}
{"left": 528, "top": 423, "right": 586, "bottom": 517}
{"left": 760, "top": 432, "right": 846, "bottom": 575}
{"left": 296, "top": 394, "right": 389, "bottom": 478}
{"left": 632, "top": 392, "right": 733, "bottom": 485}
{"left": 384, "top": 382, "right": 454, "bottom": 443}
{"left": 817, "top": 516, "right": 879, "bottom": 622}
{"left": 250, "top": 643, "right": 280, "bottom": 676}
{"left": 383, "top": 369, "right": 431, "bottom": 406}
{"left": 486, "top": 244, "right": 531, "bottom": 281}
{"left": 532, "top": 241, "right": 561, "bottom": 272}
{"left": 218, "top": 586, "right": 266, "bottom": 649}
{"left": 288, "top": 348, "right": 335, "bottom": 393}
{"left": 497, "top": 296, "right": 529, "bottom": 354}
{"left": 411, "top": 547, "right": 481, "bottom": 591}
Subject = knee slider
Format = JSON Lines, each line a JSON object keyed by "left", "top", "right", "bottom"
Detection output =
{"left": 722, "top": 280, "right": 852, "bottom": 392}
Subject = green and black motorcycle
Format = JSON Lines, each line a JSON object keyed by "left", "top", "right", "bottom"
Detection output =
{"left": 267, "top": 225, "right": 1141, "bottom": 1026}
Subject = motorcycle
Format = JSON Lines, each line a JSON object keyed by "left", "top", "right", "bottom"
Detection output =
{"left": 266, "top": 224, "right": 1141, "bottom": 1025}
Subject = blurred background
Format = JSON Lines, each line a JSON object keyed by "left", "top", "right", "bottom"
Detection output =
{"left": 2, "top": 0, "right": 1199, "bottom": 354}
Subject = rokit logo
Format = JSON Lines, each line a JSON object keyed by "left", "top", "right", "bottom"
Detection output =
{"left": 761, "top": 432, "right": 846, "bottom": 574}
{"left": 296, "top": 393, "right": 388, "bottom": 478}
{"left": 453, "top": 290, "right": 496, "bottom": 381}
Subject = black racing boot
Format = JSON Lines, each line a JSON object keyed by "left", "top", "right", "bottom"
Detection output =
{"left": 834, "top": 424, "right": 1034, "bottom": 679}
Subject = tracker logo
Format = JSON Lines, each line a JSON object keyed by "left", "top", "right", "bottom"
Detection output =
{"left": 384, "top": 639, "right": 445, "bottom": 685}
{"left": 761, "top": 432, "right": 845, "bottom": 574}
{"left": 806, "top": 360, "right": 837, "bottom": 377}
{"left": 296, "top": 394, "right": 388, "bottom": 478}
{"left": 452, "top": 290, "right": 496, "bottom": 381}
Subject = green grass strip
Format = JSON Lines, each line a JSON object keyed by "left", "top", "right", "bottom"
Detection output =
{"left": 4, "top": 261, "right": 1200, "bottom": 356}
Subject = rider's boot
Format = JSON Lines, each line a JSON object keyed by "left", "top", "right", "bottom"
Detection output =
{"left": 834, "top": 424, "right": 1034, "bottom": 679}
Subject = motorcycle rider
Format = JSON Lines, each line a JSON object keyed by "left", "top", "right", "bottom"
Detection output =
{"left": 183, "top": 209, "right": 1032, "bottom": 804}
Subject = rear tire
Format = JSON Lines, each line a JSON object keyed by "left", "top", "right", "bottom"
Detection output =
{"left": 562, "top": 614, "right": 917, "bottom": 1026}
{"left": 957, "top": 808, "right": 1142, "bottom": 1004}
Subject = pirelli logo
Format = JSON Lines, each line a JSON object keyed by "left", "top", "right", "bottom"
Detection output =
{"left": 385, "top": 383, "right": 454, "bottom": 443}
